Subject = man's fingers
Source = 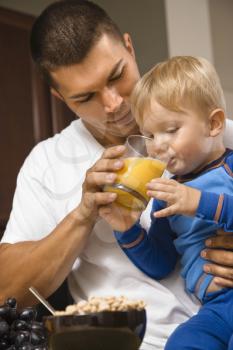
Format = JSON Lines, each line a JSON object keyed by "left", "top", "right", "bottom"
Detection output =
{"left": 90, "top": 158, "right": 124, "bottom": 173}
{"left": 84, "top": 191, "right": 117, "bottom": 209}
{"left": 216, "top": 228, "right": 233, "bottom": 236}
{"left": 203, "top": 261, "right": 233, "bottom": 287}
{"left": 205, "top": 235, "right": 233, "bottom": 249}
{"left": 201, "top": 248, "right": 233, "bottom": 266}
{"left": 85, "top": 171, "right": 117, "bottom": 188}
{"left": 213, "top": 277, "right": 233, "bottom": 288}
{"left": 203, "top": 263, "right": 233, "bottom": 280}
{"left": 102, "top": 145, "right": 126, "bottom": 159}
{"left": 84, "top": 157, "right": 124, "bottom": 190}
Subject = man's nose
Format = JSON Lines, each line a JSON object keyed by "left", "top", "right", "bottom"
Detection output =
{"left": 101, "top": 87, "right": 123, "bottom": 114}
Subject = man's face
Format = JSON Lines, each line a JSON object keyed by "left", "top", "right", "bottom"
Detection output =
{"left": 51, "top": 34, "right": 140, "bottom": 142}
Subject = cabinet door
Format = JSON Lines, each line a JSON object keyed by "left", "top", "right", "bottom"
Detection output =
{"left": 0, "top": 7, "right": 52, "bottom": 234}
{"left": 0, "top": 7, "right": 76, "bottom": 236}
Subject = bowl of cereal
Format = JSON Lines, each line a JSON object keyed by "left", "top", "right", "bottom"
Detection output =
{"left": 44, "top": 296, "right": 146, "bottom": 350}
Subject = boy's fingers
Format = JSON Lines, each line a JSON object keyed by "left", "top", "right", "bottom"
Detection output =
{"left": 153, "top": 204, "right": 177, "bottom": 218}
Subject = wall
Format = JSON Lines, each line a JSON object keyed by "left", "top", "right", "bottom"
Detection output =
{"left": 0, "top": 0, "right": 55, "bottom": 15}
{"left": 209, "top": 0, "right": 233, "bottom": 119}
{"left": 94, "top": 0, "right": 168, "bottom": 74}
{"left": 0, "top": 0, "right": 168, "bottom": 75}
{"left": 1, "top": 0, "right": 232, "bottom": 116}
{"left": 165, "top": 0, "right": 233, "bottom": 119}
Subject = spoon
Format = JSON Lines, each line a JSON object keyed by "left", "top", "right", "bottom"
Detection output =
{"left": 29, "top": 286, "right": 56, "bottom": 315}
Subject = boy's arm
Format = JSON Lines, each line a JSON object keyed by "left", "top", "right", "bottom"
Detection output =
{"left": 196, "top": 191, "right": 233, "bottom": 231}
{"left": 114, "top": 200, "right": 178, "bottom": 280}
{"left": 197, "top": 154, "right": 233, "bottom": 231}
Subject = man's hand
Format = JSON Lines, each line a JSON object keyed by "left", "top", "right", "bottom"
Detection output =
{"left": 75, "top": 145, "right": 126, "bottom": 225}
{"left": 146, "top": 178, "right": 201, "bottom": 218}
{"left": 99, "top": 203, "right": 141, "bottom": 232}
{"left": 201, "top": 229, "right": 233, "bottom": 288}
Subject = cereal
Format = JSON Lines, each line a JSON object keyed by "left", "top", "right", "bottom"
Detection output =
{"left": 54, "top": 296, "right": 146, "bottom": 316}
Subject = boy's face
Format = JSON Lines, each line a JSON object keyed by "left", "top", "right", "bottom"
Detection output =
{"left": 139, "top": 100, "right": 214, "bottom": 175}
{"left": 50, "top": 33, "right": 140, "bottom": 142}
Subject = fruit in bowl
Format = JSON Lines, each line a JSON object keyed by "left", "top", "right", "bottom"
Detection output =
{"left": 0, "top": 297, "right": 47, "bottom": 349}
{"left": 44, "top": 296, "right": 146, "bottom": 350}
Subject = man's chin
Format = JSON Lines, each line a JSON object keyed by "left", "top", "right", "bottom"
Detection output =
{"left": 108, "top": 122, "right": 140, "bottom": 137}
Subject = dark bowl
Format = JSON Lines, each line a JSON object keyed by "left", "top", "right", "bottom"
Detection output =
{"left": 44, "top": 309, "right": 146, "bottom": 350}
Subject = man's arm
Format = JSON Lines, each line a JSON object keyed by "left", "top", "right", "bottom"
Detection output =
{"left": 0, "top": 210, "right": 93, "bottom": 308}
{"left": 0, "top": 145, "right": 125, "bottom": 308}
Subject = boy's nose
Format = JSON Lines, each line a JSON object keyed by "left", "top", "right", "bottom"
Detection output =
{"left": 101, "top": 87, "right": 123, "bottom": 114}
{"left": 150, "top": 137, "right": 168, "bottom": 159}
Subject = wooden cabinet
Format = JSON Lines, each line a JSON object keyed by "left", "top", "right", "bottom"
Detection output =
{"left": 0, "top": 7, "right": 75, "bottom": 236}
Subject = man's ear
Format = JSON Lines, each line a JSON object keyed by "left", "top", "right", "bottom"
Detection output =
{"left": 123, "top": 33, "right": 136, "bottom": 59}
{"left": 50, "top": 87, "right": 64, "bottom": 101}
{"left": 208, "top": 109, "right": 225, "bottom": 137}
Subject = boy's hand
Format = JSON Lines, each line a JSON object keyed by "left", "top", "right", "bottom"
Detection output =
{"left": 99, "top": 203, "right": 141, "bottom": 232}
{"left": 146, "top": 178, "right": 201, "bottom": 218}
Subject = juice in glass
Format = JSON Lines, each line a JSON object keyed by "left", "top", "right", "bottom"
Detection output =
{"left": 104, "top": 157, "right": 166, "bottom": 210}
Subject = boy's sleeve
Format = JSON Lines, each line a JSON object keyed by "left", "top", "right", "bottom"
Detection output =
{"left": 196, "top": 152, "right": 233, "bottom": 231}
{"left": 196, "top": 191, "right": 233, "bottom": 231}
{"left": 114, "top": 200, "right": 178, "bottom": 280}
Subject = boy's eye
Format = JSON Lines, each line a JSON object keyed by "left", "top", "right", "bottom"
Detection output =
{"left": 142, "top": 132, "right": 153, "bottom": 138}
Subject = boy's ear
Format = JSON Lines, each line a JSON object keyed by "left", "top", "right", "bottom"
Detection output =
{"left": 50, "top": 87, "right": 64, "bottom": 101}
{"left": 208, "top": 109, "right": 225, "bottom": 137}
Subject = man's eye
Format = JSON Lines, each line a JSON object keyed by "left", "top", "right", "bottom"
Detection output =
{"left": 109, "top": 68, "right": 124, "bottom": 82}
{"left": 76, "top": 93, "right": 95, "bottom": 103}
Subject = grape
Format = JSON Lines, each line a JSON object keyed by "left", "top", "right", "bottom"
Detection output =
{"left": 30, "top": 331, "right": 46, "bottom": 346}
{"left": 5, "top": 299, "right": 17, "bottom": 309}
{"left": 18, "top": 345, "right": 33, "bottom": 350}
{"left": 0, "top": 339, "right": 9, "bottom": 349}
{"left": 0, "top": 320, "right": 9, "bottom": 336}
{"left": 0, "top": 306, "right": 10, "bottom": 320}
{"left": 30, "top": 322, "right": 44, "bottom": 333}
{"left": 19, "top": 308, "right": 37, "bottom": 322}
{"left": 0, "top": 297, "right": 47, "bottom": 349}
{"left": 12, "top": 320, "right": 30, "bottom": 332}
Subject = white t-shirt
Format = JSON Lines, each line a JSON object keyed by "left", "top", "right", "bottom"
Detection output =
{"left": 9, "top": 117, "right": 233, "bottom": 349}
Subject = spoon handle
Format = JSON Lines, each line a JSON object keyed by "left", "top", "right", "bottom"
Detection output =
{"left": 29, "top": 286, "right": 56, "bottom": 315}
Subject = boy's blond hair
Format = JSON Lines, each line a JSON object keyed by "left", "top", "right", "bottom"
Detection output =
{"left": 131, "top": 56, "right": 226, "bottom": 122}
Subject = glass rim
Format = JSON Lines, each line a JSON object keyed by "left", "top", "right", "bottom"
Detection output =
{"left": 126, "top": 134, "right": 167, "bottom": 165}
{"left": 125, "top": 134, "right": 153, "bottom": 158}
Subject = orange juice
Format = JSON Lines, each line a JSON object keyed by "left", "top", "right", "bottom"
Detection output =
{"left": 104, "top": 157, "right": 166, "bottom": 210}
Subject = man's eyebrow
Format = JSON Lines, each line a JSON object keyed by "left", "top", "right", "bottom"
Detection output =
{"left": 68, "top": 59, "right": 124, "bottom": 100}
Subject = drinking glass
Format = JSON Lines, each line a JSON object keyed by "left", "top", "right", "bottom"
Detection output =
{"left": 104, "top": 135, "right": 166, "bottom": 210}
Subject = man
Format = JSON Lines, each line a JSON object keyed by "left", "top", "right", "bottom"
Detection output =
{"left": 1, "top": 1, "right": 233, "bottom": 349}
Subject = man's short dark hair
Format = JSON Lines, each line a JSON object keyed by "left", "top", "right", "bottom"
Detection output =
{"left": 30, "top": 0, "right": 123, "bottom": 86}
